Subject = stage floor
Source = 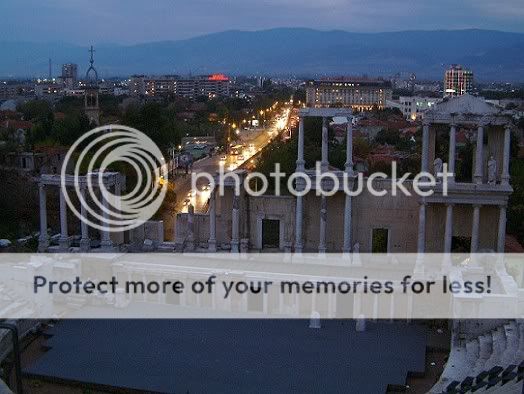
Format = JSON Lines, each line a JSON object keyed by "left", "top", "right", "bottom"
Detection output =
{"left": 25, "top": 319, "right": 427, "bottom": 393}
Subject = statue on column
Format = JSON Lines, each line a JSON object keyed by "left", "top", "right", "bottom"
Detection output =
{"left": 433, "top": 157, "right": 443, "bottom": 176}
{"left": 487, "top": 155, "right": 497, "bottom": 185}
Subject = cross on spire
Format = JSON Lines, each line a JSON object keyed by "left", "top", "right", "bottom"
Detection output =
{"left": 89, "top": 45, "right": 95, "bottom": 65}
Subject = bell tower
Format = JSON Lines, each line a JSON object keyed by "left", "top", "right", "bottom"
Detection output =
{"left": 84, "top": 45, "right": 100, "bottom": 125}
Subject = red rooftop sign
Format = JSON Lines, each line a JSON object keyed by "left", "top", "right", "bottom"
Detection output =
{"left": 208, "top": 74, "right": 229, "bottom": 81}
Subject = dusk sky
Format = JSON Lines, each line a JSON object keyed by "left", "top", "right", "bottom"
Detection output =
{"left": 1, "top": 0, "right": 523, "bottom": 44}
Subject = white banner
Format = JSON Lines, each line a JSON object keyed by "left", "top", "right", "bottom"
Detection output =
{"left": 0, "top": 253, "right": 523, "bottom": 319}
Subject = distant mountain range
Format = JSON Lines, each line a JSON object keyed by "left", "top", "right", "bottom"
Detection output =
{"left": 1, "top": 28, "right": 523, "bottom": 81}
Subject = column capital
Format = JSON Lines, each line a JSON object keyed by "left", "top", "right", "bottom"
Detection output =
{"left": 445, "top": 203, "right": 455, "bottom": 208}
{"left": 295, "top": 159, "right": 305, "bottom": 169}
{"left": 472, "top": 204, "right": 482, "bottom": 209}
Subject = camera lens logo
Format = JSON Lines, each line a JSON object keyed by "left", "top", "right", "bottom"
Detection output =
{"left": 61, "top": 125, "right": 168, "bottom": 232}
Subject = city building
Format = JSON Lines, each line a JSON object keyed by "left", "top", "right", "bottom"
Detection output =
{"left": 128, "top": 75, "right": 178, "bottom": 96}
{"left": 305, "top": 78, "right": 392, "bottom": 111}
{"left": 0, "top": 81, "right": 34, "bottom": 100}
{"left": 177, "top": 74, "right": 230, "bottom": 99}
{"left": 61, "top": 63, "right": 78, "bottom": 89}
{"left": 129, "top": 74, "right": 230, "bottom": 99}
{"left": 34, "top": 80, "right": 63, "bottom": 98}
{"left": 387, "top": 96, "right": 441, "bottom": 120}
{"left": 444, "top": 64, "right": 473, "bottom": 97}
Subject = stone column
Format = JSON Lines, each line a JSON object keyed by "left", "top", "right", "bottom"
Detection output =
{"left": 444, "top": 204, "right": 454, "bottom": 253}
{"left": 38, "top": 183, "right": 49, "bottom": 251}
{"left": 296, "top": 117, "right": 305, "bottom": 171}
{"left": 58, "top": 186, "right": 70, "bottom": 250}
{"left": 470, "top": 205, "right": 481, "bottom": 253}
{"left": 449, "top": 123, "right": 456, "bottom": 182}
{"left": 100, "top": 189, "right": 113, "bottom": 250}
{"left": 421, "top": 122, "right": 430, "bottom": 173}
{"left": 295, "top": 116, "right": 305, "bottom": 253}
{"left": 79, "top": 185, "right": 90, "bottom": 252}
{"left": 255, "top": 213, "right": 263, "bottom": 250}
{"left": 343, "top": 195, "right": 352, "bottom": 253}
{"left": 345, "top": 118, "right": 354, "bottom": 175}
{"left": 417, "top": 202, "right": 426, "bottom": 253}
{"left": 319, "top": 195, "right": 327, "bottom": 254}
{"left": 321, "top": 117, "right": 329, "bottom": 171}
{"left": 474, "top": 125, "right": 484, "bottom": 184}
{"left": 186, "top": 203, "right": 195, "bottom": 251}
{"left": 497, "top": 205, "right": 507, "bottom": 253}
{"left": 231, "top": 195, "right": 240, "bottom": 253}
{"left": 208, "top": 190, "right": 217, "bottom": 252}
{"left": 343, "top": 118, "right": 354, "bottom": 253}
{"left": 501, "top": 126, "right": 511, "bottom": 186}
{"left": 295, "top": 195, "right": 303, "bottom": 253}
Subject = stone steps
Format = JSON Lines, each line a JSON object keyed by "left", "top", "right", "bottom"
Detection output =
{"left": 431, "top": 320, "right": 524, "bottom": 393}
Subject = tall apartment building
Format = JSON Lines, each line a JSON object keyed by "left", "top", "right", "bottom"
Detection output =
{"left": 444, "top": 65, "right": 473, "bottom": 97}
{"left": 305, "top": 78, "right": 392, "bottom": 111}
{"left": 61, "top": 63, "right": 78, "bottom": 89}
{"left": 130, "top": 74, "right": 230, "bottom": 99}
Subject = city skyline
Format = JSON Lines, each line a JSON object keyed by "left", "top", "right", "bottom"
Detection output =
{"left": 2, "top": 29, "right": 523, "bottom": 81}
{"left": 1, "top": 0, "right": 524, "bottom": 44}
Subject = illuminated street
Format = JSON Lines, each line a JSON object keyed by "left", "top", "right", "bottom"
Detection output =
{"left": 163, "top": 105, "right": 291, "bottom": 238}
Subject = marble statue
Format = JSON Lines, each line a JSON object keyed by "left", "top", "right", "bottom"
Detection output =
{"left": 433, "top": 157, "right": 443, "bottom": 176}
{"left": 488, "top": 155, "right": 497, "bottom": 185}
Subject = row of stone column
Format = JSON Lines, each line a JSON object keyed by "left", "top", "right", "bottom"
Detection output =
{"left": 418, "top": 121, "right": 511, "bottom": 253}
{"left": 38, "top": 183, "right": 114, "bottom": 252}
{"left": 295, "top": 116, "right": 354, "bottom": 253}
{"left": 422, "top": 122, "right": 511, "bottom": 185}
{"left": 206, "top": 116, "right": 354, "bottom": 253}
{"left": 417, "top": 202, "right": 507, "bottom": 253}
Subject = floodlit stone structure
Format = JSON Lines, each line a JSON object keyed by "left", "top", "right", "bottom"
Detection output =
{"left": 174, "top": 95, "right": 513, "bottom": 254}
{"left": 421, "top": 94, "right": 513, "bottom": 254}
{"left": 38, "top": 172, "right": 123, "bottom": 252}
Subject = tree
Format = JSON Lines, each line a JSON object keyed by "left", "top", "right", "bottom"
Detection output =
{"left": 17, "top": 100, "right": 53, "bottom": 122}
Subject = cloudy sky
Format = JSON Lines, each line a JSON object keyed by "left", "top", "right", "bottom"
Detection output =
{"left": 1, "top": 0, "right": 523, "bottom": 44}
